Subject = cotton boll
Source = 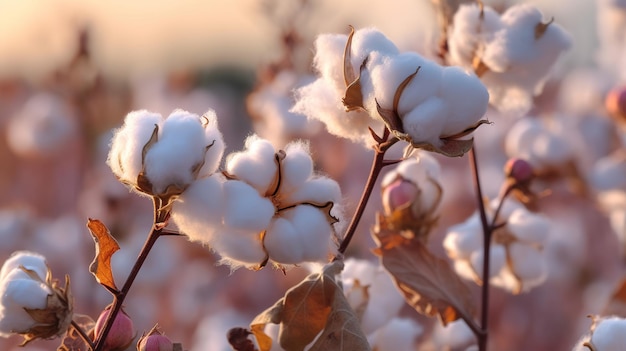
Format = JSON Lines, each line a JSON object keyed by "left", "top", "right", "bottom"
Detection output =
{"left": 170, "top": 174, "right": 225, "bottom": 244}
{"left": 0, "top": 271, "right": 52, "bottom": 336}
{"left": 222, "top": 180, "right": 274, "bottom": 231}
{"left": 226, "top": 136, "right": 278, "bottom": 193}
{"left": 199, "top": 109, "right": 226, "bottom": 177}
{"left": 439, "top": 67, "right": 489, "bottom": 137}
{"left": 589, "top": 316, "right": 626, "bottom": 351}
{"left": 108, "top": 110, "right": 163, "bottom": 186}
{"left": 350, "top": 27, "right": 399, "bottom": 67}
{"left": 280, "top": 142, "right": 314, "bottom": 195}
{"left": 312, "top": 33, "right": 349, "bottom": 90}
{"left": 531, "top": 132, "right": 572, "bottom": 166}
{"left": 6, "top": 93, "right": 76, "bottom": 159}
{"left": 444, "top": 216, "right": 483, "bottom": 260}
{"left": 507, "top": 210, "right": 550, "bottom": 243}
{"left": 448, "top": 3, "right": 503, "bottom": 68}
{"left": 401, "top": 98, "right": 448, "bottom": 146}
{"left": 210, "top": 228, "right": 268, "bottom": 269}
{"left": 368, "top": 317, "right": 422, "bottom": 351}
{"left": 0, "top": 251, "right": 47, "bottom": 283}
{"left": 285, "top": 177, "right": 342, "bottom": 210}
{"left": 470, "top": 245, "right": 507, "bottom": 281}
{"left": 509, "top": 243, "right": 546, "bottom": 287}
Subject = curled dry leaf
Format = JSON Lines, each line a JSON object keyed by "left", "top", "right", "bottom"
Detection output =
{"left": 87, "top": 219, "right": 120, "bottom": 292}
{"left": 372, "top": 214, "right": 478, "bottom": 329}
{"left": 250, "top": 260, "right": 370, "bottom": 351}
{"left": 57, "top": 314, "right": 95, "bottom": 351}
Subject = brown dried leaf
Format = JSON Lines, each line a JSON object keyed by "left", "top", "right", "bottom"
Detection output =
{"left": 372, "top": 215, "right": 477, "bottom": 327}
{"left": 342, "top": 58, "right": 368, "bottom": 112}
{"left": 251, "top": 261, "right": 369, "bottom": 351}
{"left": 603, "top": 277, "right": 626, "bottom": 317}
{"left": 342, "top": 26, "right": 356, "bottom": 87}
{"left": 87, "top": 219, "right": 120, "bottom": 292}
{"left": 57, "top": 314, "right": 95, "bottom": 351}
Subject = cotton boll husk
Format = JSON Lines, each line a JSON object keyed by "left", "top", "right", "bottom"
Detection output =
{"left": 439, "top": 67, "right": 489, "bottom": 137}
{"left": 170, "top": 174, "right": 225, "bottom": 244}
{"left": 199, "top": 109, "right": 225, "bottom": 177}
{"left": 589, "top": 317, "right": 626, "bottom": 350}
{"left": 509, "top": 243, "right": 546, "bottom": 287}
{"left": 507, "top": 210, "right": 550, "bottom": 243}
{"left": 470, "top": 245, "right": 507, "bottom": 281}
{"left": 226, "top": 136, "right": 278, "bottom": 193}
{"left": 591, "top": 152, "right": 626, "bottom": 191}
{"left": 367, "top": 317, "right": 422, "bottom": 351}
{"left": 264, "top": 206, "right": 335, "bottom": 264}
{"left": 341, "top": 259, "right": 405, "bottom": 334}
{"left": 108, "top": 110, "right": 163, "bottom": 185}
{"left": 0, "top": 251, "right": 47, "bottom": 283}
{"left": 279, "top": 142, "right": 314, "bottom": 195}
{"left": 222, "top": 180, "right": 274, "bottom": 231}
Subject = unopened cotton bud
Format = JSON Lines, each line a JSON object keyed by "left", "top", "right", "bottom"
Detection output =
{"left": 94, "top": 306, "right": 134, "bottom": 351}
{"left": 382, "top": 178, "right": 419, "bottom": 213}
{"left": 606, "top": 86, "right": 626, "bottom": 121}
{"left": 504, "top": 158, "right": 533, "bottom": 183}
{"left": 137, "top": 325, "right": 173, "bottom": 351}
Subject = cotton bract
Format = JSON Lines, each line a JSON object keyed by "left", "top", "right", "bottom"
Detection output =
{"left": 107, "top": 109, "right": 225, "bottom": 200}
{"left": 172, "top": 136, "right": 343, "bottom": 270}
{"left": 443, "top": 199, "right": 550, "bottom": 294}
{"left": 449, "top": 3, "right": 571, "bottom": 115}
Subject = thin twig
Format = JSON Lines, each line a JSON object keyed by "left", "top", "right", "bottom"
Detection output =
{"left": 469, "top": 147, "right": 490, "bottom": 351}
{"left": 71, "top": 319, "right": 95, "bottom": 351}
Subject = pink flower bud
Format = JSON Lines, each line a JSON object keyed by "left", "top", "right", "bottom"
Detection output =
{"left": 137, "top": 333, "right": 174, "bottom": 351}
{"left": 94, "top": 306, "right": 134, "bottom": 350}
{"left": 382, "top": 178, "right": 419, "bottom": 213}
{"left": 504, "top": 158, "right": 533, "bottom": 183}
{"left": 606, "top": 86, "right": 626, "bottom": 121}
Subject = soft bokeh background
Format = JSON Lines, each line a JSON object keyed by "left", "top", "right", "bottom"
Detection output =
{"left": 0, "top": 0, "right": 623, "bottom": 350}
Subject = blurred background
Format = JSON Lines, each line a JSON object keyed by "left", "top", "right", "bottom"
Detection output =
{"left": 0, "top": 0, "right": 622, "bottom": 350}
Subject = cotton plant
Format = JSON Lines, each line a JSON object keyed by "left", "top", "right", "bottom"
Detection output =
{"left": 447, "top": 2, "right": 571, "bottom": 115}
{"left": 171, "top": 135, "right": 344, "bottom": 270}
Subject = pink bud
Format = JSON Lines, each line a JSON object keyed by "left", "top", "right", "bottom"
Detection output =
{"left": 504, "top": 158, "right": 533, "bottom": 183}
{"left": 382, "top": 178, "right": 418, "bottom": 213}
{"left": 138, "top": 333, "right": 174, "bottom": 351}
{"left": 606, "top": 86, "right": 626, "bottom": 121}
{"left": 94, "top": 306, "right": 134, "bottom": 350}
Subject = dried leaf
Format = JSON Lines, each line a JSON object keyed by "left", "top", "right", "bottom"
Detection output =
{"left": 87, "top": 219, "right": 120, "bottom": 292}
{"left": 228, "top": 328, "right": 258, "bottom": 351}
{"left": 603, "top": 277, "right": 626, "bottom": 317}
{"left": 372, "top": 215, "right": 477, "bottom": 327}
{"left": 57, "top": 314, "right": 95, "bottom": 351}
{"left": 251, "top": 261, "right": 370, "bottom": 351}
{"left": 342, "top": 26, "right": 356, "bottom": 87}
{"left": 342, "top": 58, "right": 368, "bottom": 112}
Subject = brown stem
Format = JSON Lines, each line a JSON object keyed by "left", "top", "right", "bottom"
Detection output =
{"left": 337, "top": 128, "right": 396, "bottom": 255}
{"left": 71, "top": 319, "right": 95, "bottom": 350}
{"left": 469, "top": 147, "right": 490, "bottom": 351}
{"left": 93, "top": 199, "right": 165, "bottom": 351}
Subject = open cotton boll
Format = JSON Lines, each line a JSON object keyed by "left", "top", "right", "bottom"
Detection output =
{"left": 170, "top": 174, "right": 225, "bottom": 244}
{"left": 0, "top": 251, "right": 47, "bottom": 283}
{"left": 209, "top": 228, "right": 268, "bottom": 269}
{"left": 6, "top": 93, "right": 77, "bottom": 159}
{"left": 222, "top": 180, "right": 275, "bottom": 231}
{"left": 591, "top": 152, "right": 626, "bottom": 191}
{"left": 470, "top": 245, "right": 507, "bottom": 281}
{"left": 443, "top": 216, "right": 483, "bottom": 260}
{"left": 448, "top": 3, "right": 503, "bottom": 68}
{"left": 341, "top": 258, "right": 406, "bottom": 334}
{"left": 263, "top": 205, "right": 334, "bottom": 264}
{"left": 279, "top": 142, "right": 314, "bottom": 194}
{"left": 367, "top": 317, "right": 422, "bottom": 351}
{"left": 144, "top": 111, "right": 209, "bottom": 194}
{"left": 439, "top": 67, "right": 490, "bottom": 137}
{"left": 505, "top": 117, "right": 572, "bottom": 169}
{"left": 507, "top": 210, "right": 550, "bottom": 243}
{"left": 0, "top": 276, "right": 52, "bottom": 336}
{"left": 225, "top": 135, "right": 278, "bottom": 193}
{"left": 349, "top": 27, "right": 399, "bottom": 67}
{"left": 509, "top": 243, "right": 546, "bottom": 284}
{"left": 587, "top": 316, "right": 626, "bottom": 351}
{"left": 108, "top": 110, "right": 163, "bottom": 185}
